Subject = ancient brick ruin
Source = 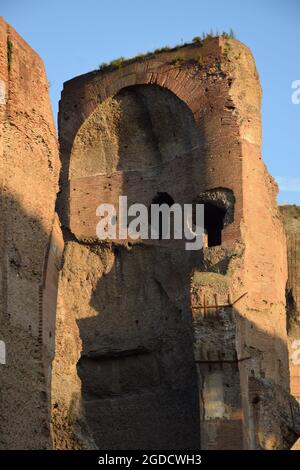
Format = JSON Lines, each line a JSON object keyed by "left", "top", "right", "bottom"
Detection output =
{"left": 0, "top": 17, "right": 299, "bottom": 449}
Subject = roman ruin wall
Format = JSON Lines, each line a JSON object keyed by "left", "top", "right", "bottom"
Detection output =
{"left": 53, "top": 37, "right": 300, "bottom": 449}
{"left": 0, "top": 17, "right": 61, "bottom": 449}
{"left": 0, "top": 17, "right": 299, "bottom": 450}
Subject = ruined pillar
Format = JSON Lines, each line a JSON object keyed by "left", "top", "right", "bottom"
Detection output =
{"left": 0, "top": 18, "right": 61, "bottom": 449}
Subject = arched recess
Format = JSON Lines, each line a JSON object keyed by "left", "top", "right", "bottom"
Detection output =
{"left": 56, "top": 64, "right": 208, "bottom": 228}
{"left": 69, "top": 84, "right": 202, "bottom": 177}
{"left": 55, "top": 83, "right": 204, "bottom": 450}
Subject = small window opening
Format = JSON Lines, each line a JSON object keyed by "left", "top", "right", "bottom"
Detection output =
{"left": 152, "top": 192, "right": 174, "bottom": 207}
{"left": 149, "top": 192, "right": 175, "bottom": 239}
{"left": 204, "top": 203, "right": 226, "bottom": 247}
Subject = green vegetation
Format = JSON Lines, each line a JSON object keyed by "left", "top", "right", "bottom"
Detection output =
{"left": 7, "top": 39, "right": 13, "bottom": 72}
{"left": 170, "top": 53, "right": 204, "bottom": 69}
{"left": 135, "top": 53, "right": 148, "bottom": 60}
{"left": 229, "top": 28, "right": 235, "bottom": 39}
{"left": 192, "top": 36, "right": 203, "bottom": 45}
{"left": 99, "top": 62, "right": 109, "bottom": 70}
{"left": 153, "top": 46, "right": 171, "bottom": 53}
{"left": 99, "top": 56, "right": 125, "bottom": 70}
{"left": 110, "top": 57, "right": 125, "bottom": 69}
{"left": 170, "top": 55, "right": 185, "bottom": 66}
{"left": 98, "top": 30, "right": 236, "bottom": 72}
{"left": 222, "top": 28, "right": 236, "bottom": 39}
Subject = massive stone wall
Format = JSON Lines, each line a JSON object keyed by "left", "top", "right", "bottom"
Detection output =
{"left": 54, "top": 37, "right": 300, "bottom": 449}
{"left": 53, "top": 83, "right": 203, "bottom": 450}
{"left": 0, "top": 18, "right": 61, "bottom": 449}
{"left": 280, "top": 205, "right": 300, "bottom": 405}
{"left": 0, "top": 18, "right": 299, "bottom": 450}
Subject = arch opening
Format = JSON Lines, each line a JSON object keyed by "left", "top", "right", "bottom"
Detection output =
{"left": 149, "top": 192, "right": 175, "bottom": 240}
{"left": 59, "top": 83, "right": 203, "bottom": 450}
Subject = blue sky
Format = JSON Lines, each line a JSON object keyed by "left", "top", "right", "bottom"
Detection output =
{"left": 2, "top": 0, "right": 300, "bottom": 203}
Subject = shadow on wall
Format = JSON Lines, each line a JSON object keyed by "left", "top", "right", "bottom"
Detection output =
{"left": 0, "top": 192, "right": 53, "bottom": 449}
{"left": 193, "top": 300, "right": 300, "bottom": 450}
{"left": 240, "top": 306, "right": 300, "bottom": 450}
{"left": 78, "top": 244, "right": 201, "bottom": 450}
{"left": 56, "top": 237, "right": 300, "bottom": 450}
{"left": 71, "top": 84, "right": 205, "bottom": 450}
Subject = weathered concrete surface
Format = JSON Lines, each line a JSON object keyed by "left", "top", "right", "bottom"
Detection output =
{"left": 0, "top": 17, "right": 60, "bottom": 448}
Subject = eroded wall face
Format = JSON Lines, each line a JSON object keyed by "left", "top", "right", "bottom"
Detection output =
{"left": 228, "top": 46, "right": 295, "bottom": 450}
{"left": 192, "top": 274, "right": 244, "bottom": 450}
{"left": 280, "top": 206, "right": 300, "bottom": 405}
{"left": 0, "top": 19, "right": 60, "bottom": 448}
{"left": 55, "top": 38, "right": 298, "bottom": 450}
{"left": 58, "top": 243, "right": 200, "bottom": 449}
{"left": 56, "top": 79, "right": 245, "bottom": 450}
{"left": 0, "top": 21, "right": 297, "bottom": 450}
{"left": 53, "top": 85, "right": 203, "bottom": 449}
